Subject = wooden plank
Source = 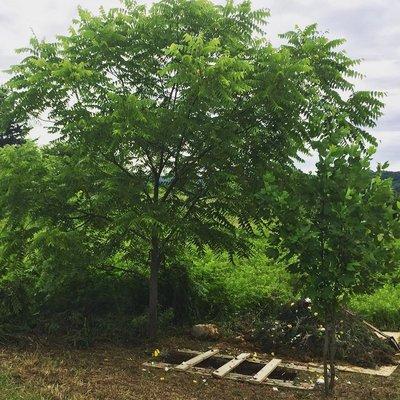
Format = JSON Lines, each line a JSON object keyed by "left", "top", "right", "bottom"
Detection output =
{"left": 175, "top": 349, "right": 219, "bottom": 371}
{"left": 178, "top": 349, "right": 235, "bottom": 359}
{"left": 229, "top": 372, "right": 313, "bottom": 390}
{"left": 382, "top": 331, "right": 400, "bottom": 351}
{"left": 383, "top": 332, "right": 400, "bottom": 342}
{"left": 280, "top": 362, "right": 324, "bottom": 374}
{"left": 288, "top": 362, "right": 398, "bottom": 377}
{"left": 212, "top": 352, "right": 251, "bottom": 378}
{"left": 335, "top": 364, "right": 397, "bottom": 376}
{"left": 179, "top": 349, "right": 318, "bottom": 369}
{"left": 252, "top": 358, "right": 282, "bottom": 383}
{"left": 143, "top": 361, "right": 315, "bottom": 390}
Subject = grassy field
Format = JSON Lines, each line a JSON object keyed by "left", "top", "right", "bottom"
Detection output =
{"left": 0, "top": 336, "right": 399, "bottom": 400}
{"left": 0, "top": 372, "right": 47, "bottom": 400}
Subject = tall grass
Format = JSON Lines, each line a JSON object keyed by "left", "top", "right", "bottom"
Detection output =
{"left": 350, "top": 284, "right": 400, "bottom": 330}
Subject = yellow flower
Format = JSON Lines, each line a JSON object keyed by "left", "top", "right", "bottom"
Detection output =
{"left": 152, "top": 349, "right": 161, "bottom": 358}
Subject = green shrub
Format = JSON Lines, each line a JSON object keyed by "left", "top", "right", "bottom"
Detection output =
{"left": 185, "top": 239, "right": 296, "bottom": 321}
{"left": 350, "top": 284, "right": 400, "bottom": 330}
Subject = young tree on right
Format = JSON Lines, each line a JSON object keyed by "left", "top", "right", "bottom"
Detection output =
{"left": 265, "top": 135, "right": 399, "bottom": 395}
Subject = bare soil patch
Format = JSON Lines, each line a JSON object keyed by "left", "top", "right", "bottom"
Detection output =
{"left": 0, "top": 336, "right": 398, "bottom": 400}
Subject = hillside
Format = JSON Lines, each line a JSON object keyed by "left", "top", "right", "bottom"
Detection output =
{"left": 382, "top": 171, "right": 400, "bottom": 193}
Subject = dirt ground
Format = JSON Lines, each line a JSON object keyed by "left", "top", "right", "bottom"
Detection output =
{"left": 0, "top": 336, "right": 399, "bottom": 400}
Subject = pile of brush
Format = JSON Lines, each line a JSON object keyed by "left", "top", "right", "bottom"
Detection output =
{"left": 250, "top": 300, "right": 398, "bottom": 368}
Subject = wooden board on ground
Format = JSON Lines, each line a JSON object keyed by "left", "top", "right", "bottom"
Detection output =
{"left": 383, "top": 331, "right": 400, "bottom": 342}
{"left": 175, "top": 349, "right": 219, "bottom": 371}
{"left": 252, "top": 358, "right": 281, "bottom": 382}
{"left": 282, "top": 362, "right": 398, "bottom": 377}
{"left": 143, "top": 361, "right": 315, "bottom": 391}
{"left": 177, "top": 348, "right": 398, "bottom": 377}
{"left": 212, "top": 352, "right": 251, "bottom": 378}
{"left": 333, "top": 364, "right": 398, "bottom": 376}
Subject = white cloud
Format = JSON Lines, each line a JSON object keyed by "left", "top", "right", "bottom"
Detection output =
{"left": 264, "top": 0, "right": 400, "bottom": 170}
{"left": 0, "top": 0, "right": 122, "bottom": 82}
{"left": 373, "top": 131, "right": 400, "bottom": 171}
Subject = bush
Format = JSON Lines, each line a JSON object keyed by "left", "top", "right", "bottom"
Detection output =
{"left": 350, "top": 284, "right": 400, "bottom": 330}
{"left": 183, "top": 238, "right": 296, "bottom": 322}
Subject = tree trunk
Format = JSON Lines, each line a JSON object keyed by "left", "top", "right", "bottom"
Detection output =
{"left": 147, "top": 235, "right": 161, "bottom": 339}
{"left": 328, "top": 313, "right": 337, "bottom": 393}
{"left": 323, "top": 310, "right": 337, "bottom": 396}
{"left": 323, "top": 317, "right": 331, "bottom": 396}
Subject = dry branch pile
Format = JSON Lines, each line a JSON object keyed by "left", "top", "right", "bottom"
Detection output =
{"left": 248, "top": 301, "right": 397, "bottom": 368}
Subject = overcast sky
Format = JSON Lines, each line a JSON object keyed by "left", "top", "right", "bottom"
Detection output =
{"left": 0, "top": 0, "right": 399, "bottom": 170}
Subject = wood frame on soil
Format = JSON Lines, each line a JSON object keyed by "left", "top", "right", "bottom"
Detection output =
{"left": 144, "top": 349, "right": 315, "bottom": 391}
{"left": 143, "top": 361, "right": 315, "bottom": 390}
{"left": 177, "top": 349, "right": 398, "bottom": 377}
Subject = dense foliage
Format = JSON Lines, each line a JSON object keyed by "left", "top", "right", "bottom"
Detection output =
{"left": 0, "top": 88, "right": 28, "bottom": 147}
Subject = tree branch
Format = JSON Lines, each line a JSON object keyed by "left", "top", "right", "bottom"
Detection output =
{"left": 161, "top": 144, "right": 213, "bottom": 202}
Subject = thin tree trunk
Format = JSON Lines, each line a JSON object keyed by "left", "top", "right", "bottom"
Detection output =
{"left": 328, "top": 312, "right": 337, "bottom": 393}
{"left": 323, "top": 316, "right": 331, "bottom": 396}
{"left": 148, "top": 235, "right": 161, "bottom": 339}
{"left": 148, "top": 166, "right": 161, "bottom": 339}
{"left": 323, "top": 310, "right": 337, "bottom": 396}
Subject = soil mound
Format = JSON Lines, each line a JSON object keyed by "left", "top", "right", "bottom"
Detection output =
{"left": 250, "top": 300, "right": 397, "bottom": 368}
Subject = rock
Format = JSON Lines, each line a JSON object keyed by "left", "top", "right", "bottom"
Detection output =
{"left": 233, "top": 335, "right": 245, "bottom": 344}
{"left": 191, "top": 324, "right": 219, "bottom": 339}
{"left": 316, "top": 377, "right": 324, "bottom": 385}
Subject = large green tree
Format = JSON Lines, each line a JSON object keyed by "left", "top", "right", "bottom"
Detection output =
{"left": 4, "top": 0, "right": 384, "bottom": 337}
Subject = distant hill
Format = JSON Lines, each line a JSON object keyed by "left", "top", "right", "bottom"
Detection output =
{"left": 382, "top": 171, "right": 400, "bottom": 193}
